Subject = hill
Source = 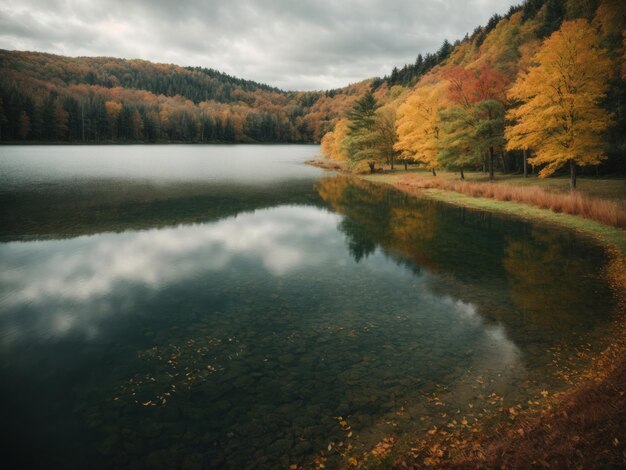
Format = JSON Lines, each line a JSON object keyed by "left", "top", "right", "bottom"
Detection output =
{"left": 322, "top": 0, "right": 625, "bottom": 176}
{"left": 1, "top": 0, "right": 624, "bottom": 172}
{"left": 0, "top": 50, "right": 368, "bottom": 143}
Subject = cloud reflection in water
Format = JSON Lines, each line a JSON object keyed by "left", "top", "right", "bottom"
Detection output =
{"left": 0, "top": 203, "right": 521, "bottom": 385}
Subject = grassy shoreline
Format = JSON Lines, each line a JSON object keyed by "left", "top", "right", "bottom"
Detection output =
{"left": 307, "top": 159, "right": 626, "bottom": 253}
{"left": 362, "top": 173, "right": 626, "bottom": 253}
{"left": 307, "top": 159, "right": 626, "bottom": 468}
{"left": 358, "top": 171, "right": 626, "bottom": 468}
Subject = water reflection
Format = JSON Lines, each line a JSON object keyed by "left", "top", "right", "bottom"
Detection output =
{"left": 503, "top": 228, "right": 602, "bottom": 334}
{"left": 0, "top": 206, "right": 342, "bottom": 343}
{"left": 316, "top": 176, "right": 616, "bottom": 347}
{"left": 0, "top": 164, "right": 618, "bottom": 469}
{"left": 0, "top": 145, "right": 325, "bottom": 240}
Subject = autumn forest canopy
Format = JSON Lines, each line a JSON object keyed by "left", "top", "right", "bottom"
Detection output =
{"left": 1, "top": 0, "right": 625, "bottom": 179}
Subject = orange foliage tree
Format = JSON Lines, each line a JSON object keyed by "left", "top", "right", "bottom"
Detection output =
{"left": 505, "top": 20, "right": 613, "bottom": 190}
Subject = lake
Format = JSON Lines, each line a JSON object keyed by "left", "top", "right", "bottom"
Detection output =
{"left": 0, "top": 145, "right": 620, "bottom": 469}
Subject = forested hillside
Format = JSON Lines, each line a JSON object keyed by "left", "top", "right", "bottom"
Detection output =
{"left": 1, "top": 0, "right": 625, "bottom": 183}
{"left": 0, "top": 51, "right": 369, "bottom": 143}
{"left": 322, "top": 0, "right": 626, "bottom": 181}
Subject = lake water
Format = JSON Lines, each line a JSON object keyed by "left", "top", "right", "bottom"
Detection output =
{"left": 0, "top": 145, "right": 620, "bottom": 469}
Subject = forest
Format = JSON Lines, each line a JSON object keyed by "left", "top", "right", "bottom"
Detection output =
{"left": 0, "top": 51, "right": 369, "bottom": 144}
{"left": 1, "top": 0, "right": 624, "bottom": 187}
{"left": 321, "top": 0, "right": 626, "bottom": 187}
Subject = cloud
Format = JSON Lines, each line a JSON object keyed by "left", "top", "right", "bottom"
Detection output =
{"left": 0, "top": 0, "right": 521, "bottom": 90}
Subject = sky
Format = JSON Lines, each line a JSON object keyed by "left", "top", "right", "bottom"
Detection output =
{"left": 0, "top": 0, "right": 521, "bottom": 91}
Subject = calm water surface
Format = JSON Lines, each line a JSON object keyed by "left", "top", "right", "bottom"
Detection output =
{"left": 0, "top": 145, "right": 619, "bottom": 469}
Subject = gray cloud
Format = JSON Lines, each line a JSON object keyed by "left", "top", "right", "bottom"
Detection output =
{"left": 0, "top": 0, "right": 520, "bottom": 90}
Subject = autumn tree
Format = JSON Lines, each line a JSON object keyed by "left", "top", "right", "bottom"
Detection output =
{"left": 372, "top": 105, "right": 400, "bottom": 170}
{"left": 395, "top": 82, "right": 448, "bottom": 175}
{"left": 440, "top": 64, "right": 508, "bottom": 180}
{"left": 18, "top": 111, "right": 30, "bottom": 139}
{"left": 105, "top": 100, "right": 122, "bottom": 139}
{"left": 438, "top": 106, "right": 478, "bottom": 179}
{"left": 320, "top": 118, "right": 350, "bottom": 162}
{"left": 505, "top": 19, "right": 613, "bottom": 190}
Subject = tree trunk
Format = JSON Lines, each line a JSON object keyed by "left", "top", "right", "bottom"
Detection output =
{"left": 460, "top": 168, "right": 465, "bottom": 180}
{"left": 569, "top": 160, "right": 576, "bottom": 191}
{"left": 404, "top": 161, "right": 408, "bottom": 171}
{"left": 523, "top": 149, "right": 528, "bottom": 178}
{"left": 368, "top": 162, "right": 375, "bottom": 174}
{"left": 432, "top": 168, "right": 437, "bottom": 176}
{"left": 488, "top": 146, "right": 495, "bottom": 180}
{"left": 500, "top": 152, "right": 507, "bottom": 173}
{"left": 390, "top": 154, "right": 394, "bottom": 170}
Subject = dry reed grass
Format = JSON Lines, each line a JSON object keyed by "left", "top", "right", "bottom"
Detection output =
{"left": 397, "top": 176, "right": 626, "bottom": 229}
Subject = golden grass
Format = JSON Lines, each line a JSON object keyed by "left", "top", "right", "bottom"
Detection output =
{"left": 394, "top": 175, "right": 626, "bottom": 229}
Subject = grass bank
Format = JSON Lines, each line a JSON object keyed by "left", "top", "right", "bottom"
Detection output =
{"left": 360, "top": 170, "right": 626, "bottom": 252}
{"left": 306, "top": 160, "right": 626, "bottom": 468}
{"left": 357, "top": 171, "right": 626, "bottom": 469}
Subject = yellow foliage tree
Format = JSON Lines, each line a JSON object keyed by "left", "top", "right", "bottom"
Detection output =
{"left": 394, "top": 82, "right": 448, "bottom": 174}
{"left": 320, "top": 118, "right": 350, "bottom": 162}
{"left": 505, "top": 19, "right": 613, "bottom": 190}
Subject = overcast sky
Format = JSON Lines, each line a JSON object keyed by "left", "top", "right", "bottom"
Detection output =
{"left": 0, "top": 0, "right": 521, "bottom": 91}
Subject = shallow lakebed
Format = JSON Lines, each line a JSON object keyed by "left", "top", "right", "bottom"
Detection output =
{"left": 0, "top": 145, "right": 620, "bottom": 469}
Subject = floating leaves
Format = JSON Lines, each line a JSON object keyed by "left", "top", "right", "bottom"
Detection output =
{"left": 369, "top": 436, "right": 396, "bottom": 459}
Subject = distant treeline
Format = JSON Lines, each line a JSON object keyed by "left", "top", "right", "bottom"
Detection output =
{"left": 0, "top": 51, "right": 369, "bottom": 143}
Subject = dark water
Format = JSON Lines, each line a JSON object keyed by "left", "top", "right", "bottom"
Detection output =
{"left": 0, "top": 145, "right": 619, "bottom": 469}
